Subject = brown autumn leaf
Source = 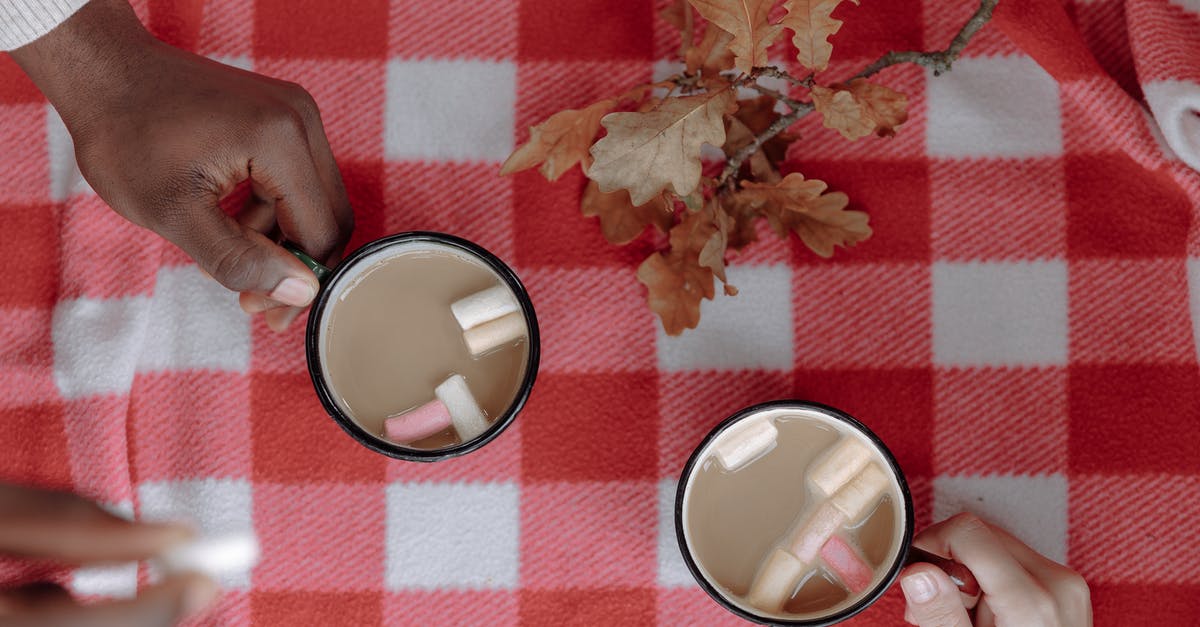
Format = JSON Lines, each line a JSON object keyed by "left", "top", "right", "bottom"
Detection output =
{"left": 810, "top": 78, "right": 908, "bottom": 140}
{"left": 687, "top": 0, "right": 783, "bottom": 74}
{"left": 638, "top": 202, "right": 735, "bottom": 335}
{"left": 581, "top": 180, "right": 674, "bottom": 245}
{"left": 725, "top": 117, "right": 779, "bottom": 183}
{"left": 501, "top": 98, "right": 617, "bottom": 181}
{"left": 781, "top": 0, "right": 859, "bottom": 72}
{"left": 589, "top": 87, "right": 737, "bottom": 206}
{"left": 686, "top": 24, "right": 736, "bottom": 76}
{"left": 737, "top": 172, "right": 871, "bottom": 257}
{"left": 660, "top": 0, "right": 694, "bottom": 59}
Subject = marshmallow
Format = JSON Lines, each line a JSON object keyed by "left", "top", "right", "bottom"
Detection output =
{"left": 809, "top": 437, "right": 873, "bottom": 497}
{"left": 435, "top": 374, "right": 490, "bottom": 441}
{"left": 830, "top": 463, "right": 890, "bottom": 523}
{"left": 820, "top": 535, "right": 873, "bottom": 594}
{"left": 452, "top": 285, "right": 520, "bottom": 331}
{"left": 155, "top": 532, "right": 260, "bottom": 580}
{"left": 711, "top": 415, "right": 778, "bottom": 472}
{"left": 786, "top": 500, "right": 848, "bottom": 564}
{"left": 746, "top": 548, "right": 806, "bottom": 614}
{"left": 462, "top": 311, "right": 526, "bottom": 356}
{"left": 385, "top": 398, "right": 452, "bottom": 444}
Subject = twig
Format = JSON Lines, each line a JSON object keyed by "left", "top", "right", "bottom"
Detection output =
{"left": 744, "top": 82, "right": 806, "bottom": 111}
{"left": 716, "top": 0, "right": 997, "bottom": 187}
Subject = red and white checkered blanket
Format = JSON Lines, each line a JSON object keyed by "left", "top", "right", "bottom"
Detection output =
{"left": 2, "top": 0, "right": 1199, "bottom": 624}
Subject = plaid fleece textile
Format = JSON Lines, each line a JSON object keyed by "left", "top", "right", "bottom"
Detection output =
{"left": 1, "top": 0, "right": 1199, "bottom": 624}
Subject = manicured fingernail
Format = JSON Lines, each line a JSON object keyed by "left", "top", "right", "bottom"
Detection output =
{"left": 901, "top": 572, "right": 937, "bottom": 603}
{"left": 269, "top": 277, "right": 316, "bottom": 307}
{"left": 182, "top": 576, "right": 220, "bottom": 617}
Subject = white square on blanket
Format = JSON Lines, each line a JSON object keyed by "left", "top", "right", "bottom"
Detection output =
{"left": 45, "top": 106, "right": 93, "bottom": 201}
{"left": 384, "top": 60, "right": 515, "bottom": 161}
{"left": 52, "top": 295, "right": 151, "bottom": 399}
{"left": 933, "top": 474, "right": 1068, "bottom": 564}
{"left": 385, "top": 482, "right": 519, "bottom": 589}
{"left": 656, "top": 479, "right": 693, "bottom": 586}
{"left": 137, "top": 266, "right": 250, "bottom": 373}
{"left": 926, "top": 55, "right": 1063, "bottom": 158}
{"left": 656, "top": 264, "right": 793, "bottom": 372}
{"left": 932, "top": 260, "right": 1068, "bottom": 366}
{"left": 138, "top": 479, "right": 255, "bottom": 589}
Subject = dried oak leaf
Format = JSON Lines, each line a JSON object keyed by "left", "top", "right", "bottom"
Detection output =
{"left": 725, "top": 117, "right": 779, "bottom": 183}
{"left": 686, "top": 24, "right": 736, "bottom": 76}
{"left": 736, "top": 172, "right": 871, "bottom": 257}
{"left": 660, "top": 0, "right": 694, "bottom": 58}
{"left": 589, "top": 87, "right": 736, "bottom": 206}
{"left": 810, "top": 78, "right": 908, "bottom": 140}
{"left": 581, "top": 180, "right": 674, "bottom": 246}
{"left": 781, "top": 0, "right": 859, "bottom": 72}
{"left": 638, "top": 204, "right": 730, "bottom": 335}
{"left": 687, "top": 0, "right": 783, "bottom": 74}
{"left": 501, "top": 98, "right": 617, "bottom": 181}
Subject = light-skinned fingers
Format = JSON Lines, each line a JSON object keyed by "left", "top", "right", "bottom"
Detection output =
{"left": 0, "top": 574, "right": 219, "bottom": 627}
{"left": 0, "top": 486, "right": 191, "bottom": 564}
{"left": 987, "top": 527, "right": 1091, "bottom": 627}
{"left": 899, "top": 564, "right": 972, "bottom": 627}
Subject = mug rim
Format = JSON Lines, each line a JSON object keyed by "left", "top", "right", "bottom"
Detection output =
{"left": 304, "top": 231, "right": 540, "bottom": 462}
{"left": 674, "top": 400, "right": 915, "bottom": 626}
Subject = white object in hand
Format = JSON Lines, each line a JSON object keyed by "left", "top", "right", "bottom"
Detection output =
{"left": 462, "top": 311, "right": 527, "bottom": 357}
{"left": 746, "top": 548, "right": 806, "bottom": 614}
{"left": 808, "top": 436, "right": 872, "bottom": 497}
{"left": 452, "top": 285, "right": 520, "bottom": 331}
{"left": 830, "top": 463, "right": 890, "bottom": 523}
{"left": 711, "top": 415, "right": 778, "bottom": 472}
{"left": 435, "top": 374, "right": 490, "bottom": 441}
{"left": 155, "top": 532, "right": 261, "bottom": 580}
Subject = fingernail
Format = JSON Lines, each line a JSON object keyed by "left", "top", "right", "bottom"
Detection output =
{"left": 182, "top": 576, "right": 220, "bottom": 617}
{"left": 901, "top": 572, "right": 937, "bottom": 604}
{"left": 269, "top": 277, "right": 316, "bottom": 307}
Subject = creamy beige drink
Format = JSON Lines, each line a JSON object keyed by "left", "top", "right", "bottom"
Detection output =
{"left": 318, "top": 242, "right": 529, "bottom": 450}
{"left": 681, "top": 407, "right": 906, "bottom": 621}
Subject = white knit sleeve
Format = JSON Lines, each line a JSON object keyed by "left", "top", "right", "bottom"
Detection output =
{"left": 0, "top": 0, "right": 90, "bottom": 51}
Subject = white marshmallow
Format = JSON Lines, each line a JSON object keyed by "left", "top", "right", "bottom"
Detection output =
{"left": 711, "top": 415, "right": 778, "bottom": 472}
{"left": 435, "top": 374, "right": 490, "bottom": 441}
{"left": 452, "top": 285, "right": 520, "bottom": 331}
{"left": 809, "top": 437, "right": 873, "bottom": 497}
{"left": 154, "top": 532, "right": 260, "bottom": 580}
{"left": 830, "top": 463, "right": 890, "bottom": 523}
{"left": 786, "top": 500, "right": 848, "bottom": 564}
{"left": 462, "top": 311, "right": 526, "bottom": 356}
{"left": 746, "top": 548, "right": 806, "bottom": 614}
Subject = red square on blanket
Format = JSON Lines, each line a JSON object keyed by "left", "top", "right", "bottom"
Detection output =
{"left": 827, "top": 0, "right": 924, "bottom": 62}
{"left": 389, "top": 0, "right": 517, "bottom": 60}
{"left": 0, "top": 57, "right": 43, "bottom": 105}
{"left": 1069, "top": 475, "right": 1200, "bottom": 584}
{"left": 933, "top": 367, "right": 1068, "bottom": 475}
{"left": 0, "top": 403, "right": 72, "bottom": 490}
{"left": 522, "top": 373, "right": 658, "bottom": 482}
{"left": 1089, "top": 583, "right": 1200, "bottom": 626}
{"left": 794, "top": 367, "right": 934, "bottom": 478}
{"left": 520, "top": 481, "right": 656, "bottom": 588}
{"left": 522, "top": 588, "right": 655, "bottom": 625}
{"left": 1068, "top": 364, "right": 1200, "bottom": 474}
{"left": 250, "top": 373, "right": 388, "bottom": 483}
{"left": 786, "top": 158, "right": 931, "bottom": 264}
{"left": 384, "top": 591, "right": 517, "bottom": 626}
{"left": 129, "top": 372, "right": 252, "bottom": 483}
{"left": 59, "top": 195, "right": 160, "bottom": 300}
{"left": 340, "top": 159, "right": 388, "bottom": 254}
{"left": 0, "top": 202, "right": 58, "bottom": 307}
{"left": 0, "top": 105, "right": 49, "bottom": 204}
{"left": 253, "top": 0, "right": 389, "bottom": 59}
{"left": 0, "top": 308, "right": 56, "bottom": 409}
{"left": 1069, "top": 259, "right": 1196, "bottom": 365}
{"left": 518, "top": 0, "right": 654, "bottom": 61}
{"left": 930, "top": 157, "right": 1068, "bottom": 261}
{"left": 657, "top": 371, "right": 792, "bottom": 479}
{"left": 656, "top": 587, "right": 753, "bottom": 627}
{"left": 252, "top": 591, "right": 382, "bottom": 624}
{"left": 792, "top": 263, "right": 932, "bottom": 369}
{"left": 254, "top": 483, "right": 386, "bottom": 591}
{"left": 514, "top": 59, "right": 652, "bottom": 133}
{"left": 384, "top": 162, "right": 516, "bottom": 263}
{"left": 1065, "top": 153, "right": 1191, "bottom": 258}
{"left": 63, "top": 395, "right": 136, "bottom": 504}
{"left": 255, "top": 59, "right": 386, "bottom": 162}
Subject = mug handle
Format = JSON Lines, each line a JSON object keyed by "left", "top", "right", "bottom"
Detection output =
{"left": 283, "top": 242, "right": 332, "bottom": 284}
{"left": 906, "top": 547, "right": 981, "bottom": 606}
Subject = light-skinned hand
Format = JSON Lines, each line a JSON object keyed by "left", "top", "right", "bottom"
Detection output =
{"left": 900, "top": 513, "right": 1092, "bottom": 627}
{"left": 0, "top": 484, "right": 217, "bottom": 627}
{"left": 9, "top": 0, "right": 353, "bottom": 331}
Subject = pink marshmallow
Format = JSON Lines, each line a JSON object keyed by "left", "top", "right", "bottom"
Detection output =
{"left": 820, "top": 535, "right": 874, "bottom": 594}
{"left": 385, "top": 399, "right": 452, "bottom": 444}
